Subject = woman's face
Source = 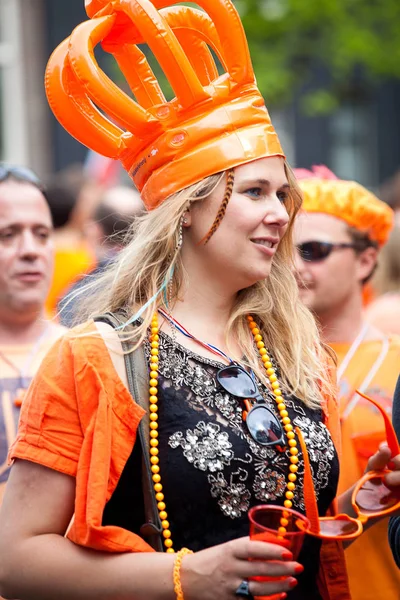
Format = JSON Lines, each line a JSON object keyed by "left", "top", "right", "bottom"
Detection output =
{"left": 183, "top": 156, "right": 290, "bottom": 291}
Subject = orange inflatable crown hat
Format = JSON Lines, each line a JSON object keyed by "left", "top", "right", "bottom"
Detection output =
{"left": 294, "top": 165, "right": 393, "bottom": 247}
{"left": 45, "top": 0, "right": 284, "bottom": 210}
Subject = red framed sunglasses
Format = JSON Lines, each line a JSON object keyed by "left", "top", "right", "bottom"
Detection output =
{"left": 297, "top": 391, "right": 400, "bottom": 540}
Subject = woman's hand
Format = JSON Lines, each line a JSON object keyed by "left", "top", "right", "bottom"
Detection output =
{"left": 339, "top": 443, "right": 400, "bottom": 545}
{"left": 366, "top": 443, "right": 400, "bottom": 494}
{"left": 180, "top": 536, "right": 301, "bottom": 600}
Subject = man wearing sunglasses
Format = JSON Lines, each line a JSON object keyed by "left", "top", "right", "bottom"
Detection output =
{"left": 0, "top": 164, "right": 66, "bottom": 504}
{"left": 293, "top": 165, "right": 400, "bottom": 600}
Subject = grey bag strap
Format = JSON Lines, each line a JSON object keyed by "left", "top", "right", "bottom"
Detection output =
{"left": 94, "top": 312, "right": 163, "bottom": 552}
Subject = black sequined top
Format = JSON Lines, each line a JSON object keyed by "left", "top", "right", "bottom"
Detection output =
{"left": 103, "top": 328, "right": 339, "bottom": 600}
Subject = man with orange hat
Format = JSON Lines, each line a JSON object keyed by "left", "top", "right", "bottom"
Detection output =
{"left": 293, "top": 165, "right": 400, "bottom": 600}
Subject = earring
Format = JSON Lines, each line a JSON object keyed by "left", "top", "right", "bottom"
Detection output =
{"left": 176, "top": 203, "right": 191, "bottom": 250}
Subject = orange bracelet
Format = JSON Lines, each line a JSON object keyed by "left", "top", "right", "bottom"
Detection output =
{"left": 173, "top": 547, "right": 193, "bottom": 600}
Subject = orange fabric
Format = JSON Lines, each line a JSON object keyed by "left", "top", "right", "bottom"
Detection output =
{"left": 9, "top": 321, "right": 150, "bottom": 553}
{"left": 362, "top": 283, "right": 375, "bottom": 307}
{"left": 45, "top": 0, "right": 284, "bottom": 209}
{"left": 331, "top": 336, "right": 400, "bottom": 600}
{"left": 45, "top": 246, "right": 95, "bottom": 316}
{"left": 9, "top": 321, "right": 349, "bottom": 598}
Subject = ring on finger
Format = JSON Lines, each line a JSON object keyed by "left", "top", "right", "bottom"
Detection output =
{"left": 235, "top": 579, "right": 254, "bottom": 598}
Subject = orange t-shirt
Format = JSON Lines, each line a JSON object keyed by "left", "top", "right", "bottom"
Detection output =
{"left": 9, "top": 322, "right": 350, "bottom": 599}
{"left": 331, "top": 335, "right": 400, "bottom": 600}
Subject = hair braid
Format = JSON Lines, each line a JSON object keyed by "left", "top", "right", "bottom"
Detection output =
{"left": 199, "top": 169, "right": 235, "bottom": 244}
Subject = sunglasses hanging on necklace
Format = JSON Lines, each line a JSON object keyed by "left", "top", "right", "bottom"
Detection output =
{"left": 217, "top": 364, "right": 286, "bottom": 449}
{"left": 149, "top": 308, "right": 299, "bottom": 553}
{"left": 157, "top": 308, "right": 288, "bottom": 450}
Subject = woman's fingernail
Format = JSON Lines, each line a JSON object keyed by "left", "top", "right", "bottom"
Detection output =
{"left": 280, "top": 594, "right": 287, "bottom": 600}
{"left": 281, "top": 551, "right": 293, "bottom": 561}
{"left": 289, "top": 578, "right": 298, "bottom": 589}
{"left": 294, "top": 564, "right": 304, "bottom": 574}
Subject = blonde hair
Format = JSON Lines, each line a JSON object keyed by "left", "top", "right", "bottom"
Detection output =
{"left": 72, "top": 161, "right": 332, "bottom": 409}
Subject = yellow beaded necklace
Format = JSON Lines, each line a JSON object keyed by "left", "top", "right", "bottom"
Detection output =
{"left": 148, "top": 312, "right": 299, "bottom": 551}
{"left": 147, "top": 314, "right": 175, "bottom": 552}
{"left": 247, "top": 315, "right": 298, "bottom": 533}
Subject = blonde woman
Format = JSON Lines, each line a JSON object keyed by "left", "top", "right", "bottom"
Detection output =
{"left": 1, "top": 2, "right": 400, "bottom": 600}
{"left": 1, "top": 156, "right": 336, "bottom": 600}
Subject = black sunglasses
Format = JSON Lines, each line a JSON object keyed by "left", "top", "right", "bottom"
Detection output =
{"left": 217, "top": 364, "right": 286, "bottom": 448}
{"left": 0, "top": 164, "right": 42, "bottom": 187}
{"left": 297, "top": 241, "right": 357, "bottom": 262}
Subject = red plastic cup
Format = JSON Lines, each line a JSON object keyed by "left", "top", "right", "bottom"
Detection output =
{"left": 249, "top": 505, "right": 310, "bottom": 584}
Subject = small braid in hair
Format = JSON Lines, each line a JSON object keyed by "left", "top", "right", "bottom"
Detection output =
{"left": 198, "top": 169, "right": 235, "bottom": 245}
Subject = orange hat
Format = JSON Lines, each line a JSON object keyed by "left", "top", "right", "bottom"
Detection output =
{"left": 294, "top": 166, "right": 394, "bottom": 247}
{"left": 45, "top": 0, "right": 284, "bottom": 210}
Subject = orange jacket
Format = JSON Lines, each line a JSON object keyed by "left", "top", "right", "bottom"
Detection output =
{"left": 9, "top": 321, "right": 350, "bottom": 598}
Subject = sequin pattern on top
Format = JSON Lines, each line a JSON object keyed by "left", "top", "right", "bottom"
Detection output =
{"left": 144, "top": 328, "right": 339, "bottom": 519}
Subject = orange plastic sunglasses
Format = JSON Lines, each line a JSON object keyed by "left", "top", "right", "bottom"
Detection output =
{"left": 296, "top": 390, "right": 400, "bottom": 540}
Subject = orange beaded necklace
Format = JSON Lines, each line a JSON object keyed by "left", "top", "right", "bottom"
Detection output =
{"left": 148, "top": 312, "right": 299, "bottom": 551}
{"left": 246, "top": 315, "right": 299, "bottom": 533}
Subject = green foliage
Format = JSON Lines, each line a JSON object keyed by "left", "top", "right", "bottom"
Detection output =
{"left": 239, "top": 0, "right": 400, "bottom": 112}
{"left": 102, "top": 0, "right": 400, "bottom": 114}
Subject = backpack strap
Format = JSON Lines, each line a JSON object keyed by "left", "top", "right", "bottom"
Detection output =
{"left": 94, "top": 311, "right": 163, "bottom": 552}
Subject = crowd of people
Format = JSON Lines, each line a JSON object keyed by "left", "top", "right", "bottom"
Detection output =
{"left": 0, "top": 0, "right": 399, "bottom": 599}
